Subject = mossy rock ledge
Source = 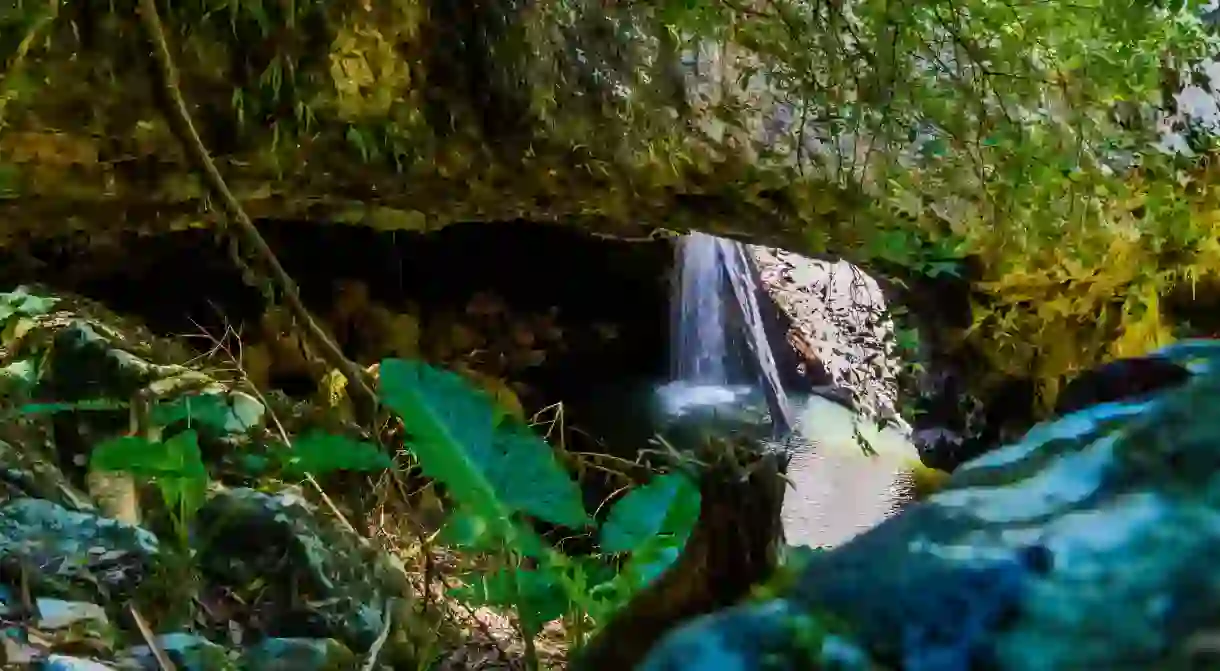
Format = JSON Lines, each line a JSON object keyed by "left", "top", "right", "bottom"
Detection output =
{"left": 0, "top": 2, "right": 857, "bottom": 252}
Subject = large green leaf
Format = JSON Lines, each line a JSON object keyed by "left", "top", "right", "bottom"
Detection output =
{"left": 618, "top": 535, "right": 686, "bottom": 592}
{"left": 90, "top": 430, "right": 209, "bottom": 523}
{"left": 599, "top": 472, "right": 699, "bottom": 554}
{"left": 279, "top": 431, "right": 393, "bottom": 477}
{"left": 378, "top": 358, "right": 589, "bottom": 531}
{"left": 585, "top": 472, "right": 701, "bottom": 608}
{"left": 155, "top": 431, "right": 209, "bottom": 525}
{"left": 440, "top": 506, "right": 550, "bottom": 559}
{"left": 90, "top": 436, "right": 160, "bottom": 475}
{"left": 91, "top": 431, "right": 206, "bottom": 478}
{"left": 378, "top": 358, "right": 508, "bottom": 532}
{"left": 490, "top": 422, "right": 590, "bottom": 529}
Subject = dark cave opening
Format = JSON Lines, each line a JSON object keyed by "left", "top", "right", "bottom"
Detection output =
{"left": 0, "top": 220, "right": 675, "bottom": 443}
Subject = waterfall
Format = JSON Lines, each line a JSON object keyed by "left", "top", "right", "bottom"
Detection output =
{"left": 670, "top": 232, "right": 731, "bottom": 385}
{"left": 666, "top": 232, "right": 796, "bottom": 433}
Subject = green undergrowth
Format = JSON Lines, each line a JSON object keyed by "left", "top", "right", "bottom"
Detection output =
{"left": 377, "top": 358, "right": 701, "bottom": 654}
{"left": 0, "top": 287, "right": 704, "bottom": 663}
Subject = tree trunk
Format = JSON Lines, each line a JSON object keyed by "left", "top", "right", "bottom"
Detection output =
{"left": 571, "top": 439, "right": 789, "bottom": 671}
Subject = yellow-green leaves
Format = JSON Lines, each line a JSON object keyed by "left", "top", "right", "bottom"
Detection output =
{"left": 91, "top": 430, "right": 208, "bottom": 531}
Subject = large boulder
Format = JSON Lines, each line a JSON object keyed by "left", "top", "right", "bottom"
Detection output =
{"left": 639, "top": 341, "right": 1220, "bottom": 670}
{"left": 750, "top": 247, "right": 905, "bottom": 429}
{"left": 739, "top": 245, "right": 922, "bottom": 549}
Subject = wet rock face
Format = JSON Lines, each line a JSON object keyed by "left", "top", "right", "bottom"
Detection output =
{"left": 640, "top": 342, "right": 1220, "bottom": 670}
{"left": 750, "top": 248, "right": 905, "bottom": 429}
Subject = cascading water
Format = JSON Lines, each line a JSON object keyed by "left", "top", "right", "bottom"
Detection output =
{"left": 663, "top": 232, "right": 795, "bottom": 433}
{"left": 670, "top": 233, "right": 730, "bottom": 385}
{"left": 660, "top": 231, "right": 919, "bottom": 549}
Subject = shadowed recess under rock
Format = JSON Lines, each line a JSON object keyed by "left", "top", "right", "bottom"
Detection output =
{"left": 0, "top": 218, "right": 672, "bottom": 434}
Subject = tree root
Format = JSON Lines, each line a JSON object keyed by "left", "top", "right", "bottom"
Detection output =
{"left": 133, "top": 0, "right": 377, "bottom": 418}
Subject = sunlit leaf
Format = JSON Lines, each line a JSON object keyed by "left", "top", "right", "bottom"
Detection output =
{"left": 378, "top": 358, "right": 589, "bottom": 531}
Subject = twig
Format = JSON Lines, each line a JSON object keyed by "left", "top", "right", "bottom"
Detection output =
{"left": 360, "top": 598, "right": 394, "bottom": 671}
{"left": 133, "top": 0, "right": 377, "bottom": 419}
{"left": 457, "top": 599, "right": 510, "bottom": 660}
{"left": 128, "top": 603, "right": 178, "bottom": 671}
{"left": 18, "top": 561, "right": 32, "bottom": 614}
{"left": 304, "top": 472, "right": 361, "bottom": 536}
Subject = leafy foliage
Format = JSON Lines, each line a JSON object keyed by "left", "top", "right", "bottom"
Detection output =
{"left": 85, "top": 393, "right": 392, "bottom": 542}
{"left": 0, "top": 285, "right": 58, "bottom": 321}
{"left": 3, "top": 0, "right": 1216, "bottom": 415}
{"left": 0, "top": 284, "right": 715, "bottom": 665}
{"left": 643, "top": 0, "right": 1220, "bottom": 409}
{"left": 599, "top": 471, "right": 699, "bottom": 555}
{"left": 3, "top": 0, "right": 1218, "bottom": 417}
{"left": 92, "top": 429, "right": 209, "bottom": 534}
{"left": 445, "top": 469, "right": 701, "bottom": 641}
{"left": 379, "top": 357, "right": 590, "bottom": 535}
{"left": 277, "top": 431, "right": 393, "bottom": 478}
{"left": 151, "top": 392, "right": 265, "bottom": 436}
{"left": 378, "top": 357, "right": 702, "bottom": 646}
{"left": 2, "top": 294, "right": 705, "bottom": 647}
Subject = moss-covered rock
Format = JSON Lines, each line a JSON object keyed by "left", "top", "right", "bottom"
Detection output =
{"left": 0, "top": 2, "right": 847, "bottom": 250}
{"left": 195, "top": 486, "right": 410, "bottom": 657}
{"left": 0, "top": 498, "right": 159, "bottom": 600}
{"left": 0, "top": 285, "right": 423, "bottom": 668}
{"left": 239, "top": 637, "right": 358, "bottom": 671}
{"left": 641, "top": 341, "right": 1220, "bottom": 670}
